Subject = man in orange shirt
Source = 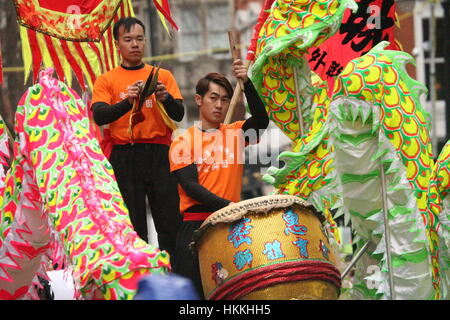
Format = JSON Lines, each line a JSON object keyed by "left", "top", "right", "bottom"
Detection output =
{"left": 91, "top": 17, "right": 183, "bottom": 260}
{"left": 169, "top": 60, "right": 269, "bottom": 297}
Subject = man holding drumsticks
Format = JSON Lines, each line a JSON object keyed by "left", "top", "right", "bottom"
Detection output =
{"left": 169, "top": 59, "right": 269, "bottom": 298}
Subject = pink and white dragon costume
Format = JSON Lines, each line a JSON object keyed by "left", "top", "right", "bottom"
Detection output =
{"left": 0, "top": 69, "right": 170, "bottom": 300}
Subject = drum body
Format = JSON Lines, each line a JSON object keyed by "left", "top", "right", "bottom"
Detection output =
{"left": 193, "top": 195, "right": 341, "bottom": 300}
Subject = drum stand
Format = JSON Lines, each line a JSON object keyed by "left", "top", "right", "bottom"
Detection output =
{"left": 340, "top": 240, "right": 370, "bottom": 280}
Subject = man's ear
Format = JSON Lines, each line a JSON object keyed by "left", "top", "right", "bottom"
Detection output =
{"left": 194, "top": 94, "right": 202, "bottom": 108}
{"left": 114, "top": 39, "right": 119, "bottom": 52}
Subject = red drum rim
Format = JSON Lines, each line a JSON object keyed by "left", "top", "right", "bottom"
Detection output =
{"left": 207, "top": 259, "right": 341, "bottom": 300}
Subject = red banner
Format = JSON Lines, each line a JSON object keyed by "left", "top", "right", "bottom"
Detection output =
{"left": 13, "top": 0, "right": 123, "bottom": 41}
{"left": 307, "top": 0, "right": 399, "bottom": 88}
{"left": 37, "top": 0, "right": 104, "bottom": 13}
{"left": 152, "top": 0, "right": 180, "bottom": 31}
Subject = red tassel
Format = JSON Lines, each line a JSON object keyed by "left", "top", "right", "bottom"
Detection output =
{"left": 107, "top": 29, "right": 117, "bottom": 69}
{"left": 73, "top": 41, "right": 97, "bottom": 87}
{"left": 43, "top": 35, "right": 65, "bottom": 82}
{"left": 60, "top": 40, "right": 86, "bottom": 88}
{"left": 100, "top": 36, "right": 111, "bottom": 72}
{"left": 125, "top": 0, "right": 132, "bottom": 16}
{"left": 152, "top": 0, "right": 180, "bottom": 31}
{"left": 27, "top": 29, "right": 43, "bottom": 83}
{"left": 88, "top": 41, "right": 105, "bottom": 74}
{"left": 120, "top": 1, "right": 126, "bottom": 18}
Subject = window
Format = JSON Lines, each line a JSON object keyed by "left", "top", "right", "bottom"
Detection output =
{"left": 413, "top": 2, "right": 446, "bottom": 139}
{"left": 174, "top": 0, "right": 230, "bottom": 61}
{"left": 421, "top": 17, "right": 445, "bottom": 101}
{"left": 205, "top": 1, "right": 230, "bottom": 56}
{"left": 177, "top": 1, "right": 205, "bottom": 56}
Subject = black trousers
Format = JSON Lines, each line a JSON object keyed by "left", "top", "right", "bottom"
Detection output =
{"left": 173, "top": 220, "right": 205, "bottom": 299}
{"left": 109, "top": 143, "right": 182, "bottom": 262}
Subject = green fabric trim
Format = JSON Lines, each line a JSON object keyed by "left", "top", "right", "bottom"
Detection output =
{"left": 388, "top": 206, "right": 414, "bottom": 218}
{"left": 349, "top": 209, "right": 380, "bottom": 219}
{"left": 351, "top": 282, "right": 383, "bottom": 299}
{"left": 341, "top": 170, "right": 380, "bottom": 184}
{"left": 338, "top": 131, "right": 375, "bottom": 147}
{"left": 392, "top": 247, "right": 429, "bottom": 267}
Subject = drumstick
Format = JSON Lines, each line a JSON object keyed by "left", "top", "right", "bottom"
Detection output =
{"left": 225, "top": 31, "right": 252, "bottom": 124}
{"left": 224, "top": 60, "right": 253, "bottom": 124}
{"left": 228, "top": 31, "right": 244, "bottom": 91}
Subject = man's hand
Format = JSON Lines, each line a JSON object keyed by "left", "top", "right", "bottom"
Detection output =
{"left": 232, "top": 59, "right": 248, "bottom": 84}
{"left": 127, "top": 80, "right": 144, "bottom": 105}
{"left": 155, "top": 81, "right": 169, "bottom": 102}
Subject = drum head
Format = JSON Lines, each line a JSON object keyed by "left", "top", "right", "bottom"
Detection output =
{"left": 191, "top": 195, "right": 321, "bottom": 250}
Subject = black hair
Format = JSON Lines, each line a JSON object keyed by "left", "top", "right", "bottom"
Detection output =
{"left": 113, "top": 17, "right": 146, "bottom": 40}
{"left": 195, "top": 73, "right": 233, "bottom": 99}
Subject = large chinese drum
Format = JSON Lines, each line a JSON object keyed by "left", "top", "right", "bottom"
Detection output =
{"left": 192, "top": 195, "right": 341, "bottom": 300}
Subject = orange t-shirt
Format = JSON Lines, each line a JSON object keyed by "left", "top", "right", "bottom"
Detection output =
{"left": 92, "top": 64, "right": 183, "bottom": 144}
{"left": 169, "top": 121, "right": 246, "bottom": 213}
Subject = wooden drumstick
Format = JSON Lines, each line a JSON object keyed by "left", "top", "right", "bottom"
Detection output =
{"left": 225, "top": 31, "right": 252, "bottom": 124}
{"left": 228, "top": 31, "right": 244, "bottom": 91}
